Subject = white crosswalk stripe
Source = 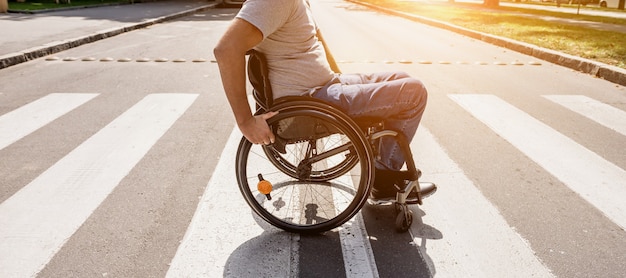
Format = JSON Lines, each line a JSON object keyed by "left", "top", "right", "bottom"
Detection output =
{"left": 0, "top": 93, "right": 198, "bottom": 278}
{"left": 0, "top": 93, "right": 98, "bottom": 150}
{"left": 543, "top": 95, "right": 626, "bottom": 136}
{"left": 0, "top": 92, "right": 624, "bottom": 277}
{"left": 449, "top": 94, "right": 626, "bottom": 230}
{"left": 166, "top": 128, "right": 297, "bottom": 277}
{"left": 412, "top": 127, "right": 554, "bottom": 277}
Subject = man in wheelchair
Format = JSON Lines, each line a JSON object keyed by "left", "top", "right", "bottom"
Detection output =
{"left": 214, "top": 0, "right": 436, "bottom": 205}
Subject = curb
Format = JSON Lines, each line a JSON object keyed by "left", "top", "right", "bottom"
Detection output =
{"left": 347, "top": 0, "right": 626, "bottom": 87}
{"left": 0, "top": 2, "right": 219, "bottom": 70}
{"left": 7, "top": 2, "right": 134, "bottom": 14}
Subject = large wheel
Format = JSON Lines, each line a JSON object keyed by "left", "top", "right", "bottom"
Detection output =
{"left": 236, "top": 101, "right": 374, "bottom": 234}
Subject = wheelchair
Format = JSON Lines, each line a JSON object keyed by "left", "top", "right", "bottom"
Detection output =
{"left": 235, "top": 50, "right": 434, "bottom": 234}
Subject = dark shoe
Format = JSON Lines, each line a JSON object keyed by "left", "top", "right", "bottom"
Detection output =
{"left": 369, "top": 169, "right": 436, "bottom": 205}
{"left": 415, "top": 182, "right": 437, "bottom": 201}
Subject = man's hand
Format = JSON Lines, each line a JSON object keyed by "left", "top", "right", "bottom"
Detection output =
{"left": 238, "top": 111, "right": 279, "bottom": 145}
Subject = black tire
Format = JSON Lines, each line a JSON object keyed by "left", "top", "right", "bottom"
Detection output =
{"left": 236, "top": 100, "right": 374, "bottom": 234}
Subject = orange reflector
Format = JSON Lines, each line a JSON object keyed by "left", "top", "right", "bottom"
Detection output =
{"left": 257, "top": 174, "right": 273, "bottom": 200}
{"left": 257, "top": 180, "right": 273, "bottom": 195}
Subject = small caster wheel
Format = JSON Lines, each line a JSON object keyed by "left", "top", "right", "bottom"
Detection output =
{"left": 394, "top": 203, "right": 402, "bottom": 214}
{"left": 395, "top": 205, "right": 413, "bottom": 232}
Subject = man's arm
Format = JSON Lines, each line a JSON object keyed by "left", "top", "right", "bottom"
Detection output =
{"left": 214, "top": 18, "right": 277, "bottom": 145}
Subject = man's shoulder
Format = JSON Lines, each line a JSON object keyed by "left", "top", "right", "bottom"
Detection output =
{"left": 239, "top": 0, "right": 302, "bottom": 21}
{"left": 243, "top": 0, "right": 300, "bottom": 8}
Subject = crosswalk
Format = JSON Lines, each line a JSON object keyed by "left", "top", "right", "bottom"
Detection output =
{"left": 0, "top": 92, "right": 624, "bottom": 277}
{"left": 450, "top": 94, "right": 626, "bottom": 230}
{"left": 0, "top": 93, "right": 98, "bottom": 150}
{"left": 0, "top": 94, "right": 198, "bottom": 277}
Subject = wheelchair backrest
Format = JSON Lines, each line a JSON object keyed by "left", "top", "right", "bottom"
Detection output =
{"left": 246, "top": 49, "right": 273, "bottom": 111}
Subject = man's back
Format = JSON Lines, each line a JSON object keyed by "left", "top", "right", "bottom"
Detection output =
{"left": 237, "top": 0, "right": 335, "bottom": 98}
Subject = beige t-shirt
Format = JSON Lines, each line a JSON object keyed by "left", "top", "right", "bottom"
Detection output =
{"left": 236, "top": 0, "right": 335, "bottom": 99}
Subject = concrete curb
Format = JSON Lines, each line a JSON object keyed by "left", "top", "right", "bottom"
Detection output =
{"left": 347, "top": 0, "right": 626, "bottom": 87}
{"left": 7, "top": 2, "right": 133, "bottom": 14}
{"left": 0, "top": 2, "right": 219, "bottom": 70}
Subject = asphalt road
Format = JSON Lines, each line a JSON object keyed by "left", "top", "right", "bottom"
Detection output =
{"left": 0, "top": 1, "right": 625, "bottom": 277}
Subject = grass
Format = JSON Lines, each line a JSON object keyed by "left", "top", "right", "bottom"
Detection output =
{"left": 359, "top": 0, "right": 626, "bottom": 69}
{"left": 8, "top": 0, "right": 131, "bottom": 11}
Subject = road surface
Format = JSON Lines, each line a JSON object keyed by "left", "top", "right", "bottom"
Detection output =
{"left": 0, "top": 1, "right": 624, "bottom": 277}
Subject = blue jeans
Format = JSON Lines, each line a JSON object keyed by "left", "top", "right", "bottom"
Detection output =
{"left": 312, "top": 71, "right": 428, "bottom": 171}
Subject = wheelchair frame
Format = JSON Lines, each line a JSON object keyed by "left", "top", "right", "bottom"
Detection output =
{"left": 234, "top": 50, "right": 427, "bottom": 233}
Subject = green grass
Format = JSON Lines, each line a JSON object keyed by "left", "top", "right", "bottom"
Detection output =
{"left": 503, "top": 0, "right": 626, "bottom": 15}
{"left": 361, "top": 0, "right": 626, "bottom": 69}
{"left": 8, "top": 0, "right": 130, "bottom": 11}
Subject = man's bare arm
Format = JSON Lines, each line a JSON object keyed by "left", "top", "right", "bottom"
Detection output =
{"left": 214, "top": 18, "right": 277, "bottom": 145}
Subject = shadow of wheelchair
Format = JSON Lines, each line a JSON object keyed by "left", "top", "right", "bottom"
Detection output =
{"left": 409, "top": 207, "right": 443, "bottom": 277}
{"left": 223, "top": 194, "right": 443, "bottom": 277}
{"left": 360, "top": 204, "right": 442, "bottom": 277}
{"left": 221, "top": 227, "right": 298, "bottom": 277}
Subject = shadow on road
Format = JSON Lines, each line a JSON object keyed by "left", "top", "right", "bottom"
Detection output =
{"left": 223, "top": 203, "right": 443, "bottom": 277}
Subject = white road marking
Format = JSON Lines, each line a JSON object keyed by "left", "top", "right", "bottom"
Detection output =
{"left": 0, "top": 93, "right": 197, "bottom": 278}
{"left": 543, "top": 95, "right": 626, "bottom": 137}
{"left": 449, "top": 94, "right": 626, "bottom": 230}
{"left": 328, "top": 135, "right": 378, "bottom": 278}
{"left": 337, "top": 213, "right": 379, "bottom": 278}
{"left": 166, "top": 128, "right": 297, "bottom": 278}
{"left": 0, "top": 93, "right": 98, "bottom": 150}
{"left": 411, "top": 127, "right": 555, "bottom": 277}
